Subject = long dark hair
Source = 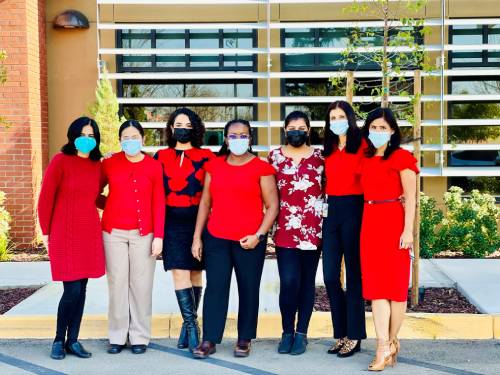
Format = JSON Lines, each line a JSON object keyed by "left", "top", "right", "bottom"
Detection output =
{"left": 284, "top": 110, "right": 311, "bottom": 146}
{"left": 61, "top": 116, "right": 102, "bottom": 161}
{"left": 362, "top": 107, "right": 401, "bottom": 160}
{"left": 323, "top": 100, "right": 362, "bottom": 156}
{"left": 166, "top": 107, "right": 205, "bottom": 148}
{"left": 119, "top": 119, "right": 145, "bottom": 138}
{"left": 218, "top": 119, "right": 254, "bottom": 156}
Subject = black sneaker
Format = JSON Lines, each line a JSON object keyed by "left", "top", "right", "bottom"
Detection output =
{"left": 277, "top": 333, "right": 294, "bottom": 354}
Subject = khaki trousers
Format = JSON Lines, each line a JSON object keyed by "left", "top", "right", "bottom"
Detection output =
{"left": 103, "top": 229, "right": 155, "bottom": 345}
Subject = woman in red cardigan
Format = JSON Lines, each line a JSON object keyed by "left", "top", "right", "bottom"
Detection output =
{"left": 100, "top": 120, "right": 165, "bottom": 355}
{"left": 38, "top": 116, "right": 105, "bottom": 361}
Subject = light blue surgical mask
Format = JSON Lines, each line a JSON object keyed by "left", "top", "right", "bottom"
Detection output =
{"left": 121, "top": 139, "right": 142, "bottom": 156}
{"left": 228, "top": 138, "right": 249, "bottom": 156}
{"left": 330, "top": 119, "right": 349, "bottom": 135}
{"left": 74, "top": 136, "right": 97, "bottom": 154}
{"left": 368, "top": 131, "right": 392, "bottom": 148}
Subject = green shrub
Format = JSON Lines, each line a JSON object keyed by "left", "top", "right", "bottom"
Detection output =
{"left": 419, "top": 192, "right": 444, "bottom": 258}
{"left": 438, "top": 186, "right": 500, "bottom": 258}
{"left": 0, "top": 191, "right": 12, "bottom": 261}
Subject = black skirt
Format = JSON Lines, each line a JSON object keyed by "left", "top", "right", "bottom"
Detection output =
{"left": 162, "top": 206, "right": 204, "bottom": 271}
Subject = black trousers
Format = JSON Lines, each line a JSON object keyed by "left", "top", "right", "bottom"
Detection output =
{"left": 276, "top": 247, "right": 320, "bottom": 335}
{"left": 202, "top": 231, "right": 266, "bottom": 343}
{"left": 55, "top": 278, "right": 88, "bottom": 344}
{"left": 322, "top": 195, "right": 366, "bottom": 340}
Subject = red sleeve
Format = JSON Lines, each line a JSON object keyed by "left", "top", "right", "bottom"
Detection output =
{"left": 258, "top": 159, "right": 276, "bottom": 177}
{"left": 37, "top": 153, "right": 64, "bottom": 235}
{"left": 152, "top": 160, "right": 166, "bottom": 239}
{"left": 389, "top": 149, "right": 420, "bottom": 174}
{"left": 355, "top": 156, "right": 365, "bottom": 175}
{"left": 96, "top": 159, "right": 109, "bottom": 210}
{"left": 204, "top": 157, "right": 218, "bottom": 174}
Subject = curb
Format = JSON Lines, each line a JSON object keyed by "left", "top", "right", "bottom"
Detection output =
{"left": 0, "top": 313, "right": 498, "bottom": 340}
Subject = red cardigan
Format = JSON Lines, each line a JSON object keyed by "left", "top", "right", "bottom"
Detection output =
{"left": 100, "top": 152, "right": 165, "bottom": 239}
{"left": 37, "top": 153, "right": 105, "bottom": 281}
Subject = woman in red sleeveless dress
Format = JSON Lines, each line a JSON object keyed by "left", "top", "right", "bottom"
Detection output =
{"left": 358, "top": 108, "right": 419, "bottom": 371}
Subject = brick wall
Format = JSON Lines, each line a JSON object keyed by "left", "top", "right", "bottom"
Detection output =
{"left": 0, "top": 0, "right": 48, "bottom": 248}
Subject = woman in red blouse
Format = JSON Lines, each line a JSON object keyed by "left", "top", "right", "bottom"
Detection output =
{"left": 100, "top": 120, "right": 165, "bottom": 355}
{"left": 359, "top": 108, "right": 418, "bottom": 371}
{"left": 191, "top": 119, "right": 279, "bottom": 359}
{"left": 154, "top": 108, "right": 215, "bottom": 351}
{"left": 322, "top": 101, "right": 367, "bottom": 358}
{"left": 38, "top": 117, "right": 105, "bottom": 360}
{"left": 267, "top": 111, "right": 323, "bottom": 355}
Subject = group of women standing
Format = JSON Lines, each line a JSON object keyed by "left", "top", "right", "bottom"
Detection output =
{"left": 38, "top": 99, "right": 418, "bottom": 372}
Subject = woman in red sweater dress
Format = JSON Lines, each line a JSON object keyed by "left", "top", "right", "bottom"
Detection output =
{"left": 358, "top": 108, "right": 419, "bottom": 371}
{"left": 38, "top": 117, "right": 105, "bottom": 360}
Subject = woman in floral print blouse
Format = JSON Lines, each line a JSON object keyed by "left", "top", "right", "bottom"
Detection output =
{"left": 267, "top": 110, "right": 324, "bottom": 356}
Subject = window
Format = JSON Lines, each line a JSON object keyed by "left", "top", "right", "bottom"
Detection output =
{"left": 449, "top": 25, "right": 500, "bottom": 67}
{"left": 118, "top": 29, "right": 256, "bottom": 72}
{"left": 117, "top": 29, "right": 258, "bottom": 148}
{"left": 282, "top": 27, "right": 422, "bottom": 71}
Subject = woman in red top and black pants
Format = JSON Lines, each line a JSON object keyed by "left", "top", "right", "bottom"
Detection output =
{"left": 100, "top": 120, "right": 165, "bottom": 355}
{"left": 38, "top": 117, "right": 105, "bottom": 360}
{"left": 191, "top": 119, "right": 279, "bottom": 359}
{"left": 154, "top": 108, "right": 215, "bottom": 351}
{"left": 322, "top": 101, "right": 367, "bottom": 357}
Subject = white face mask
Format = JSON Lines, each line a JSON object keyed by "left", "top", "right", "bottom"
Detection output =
{"left": 368, "top": 130, "right": 392, "bottom": 148}
{"left": 330, "top": 119, "right": 349, "bottom": 135}
{"left": 228, "top": 138, "right": 250, "bottom": 156}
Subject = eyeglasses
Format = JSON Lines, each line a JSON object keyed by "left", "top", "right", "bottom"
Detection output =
{"left": 227, "top": 134, "right": 250, "bottom": 140}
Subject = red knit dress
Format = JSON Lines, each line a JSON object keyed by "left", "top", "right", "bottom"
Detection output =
{"left": 38, "top": 153, "right": 105, "bottom": 281}
{"left": 358, "top": 149, "right": 419, "bottom": 302}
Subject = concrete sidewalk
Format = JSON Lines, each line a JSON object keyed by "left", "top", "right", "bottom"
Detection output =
{"left": 0, "top": 259, "right": 455, "bottom": 315}
{"left": 0, "top": 338, "right": 499, "bottom": 375}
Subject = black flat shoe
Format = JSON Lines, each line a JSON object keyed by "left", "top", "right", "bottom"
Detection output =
{"left": 337, "top": 339, "right": 361, "bottom": 358}
{"left": 290, "top": 333, "right": 307, "bottom": 355}
{"left": 327, "top": 338, "right": 347, "bottom": 354}
{"left": 107, "top": 344, "right": 125, "bottom": 354}
{"left": 131, "top": 344, "right": 147, "bottom": 354}
{"left": 50, "top": 341, "right": 65, "bottom": 360}
{"left": 277, "top": 333, "right": 294, "bottom": 354}
{"left": 65, "top": 341, "right": 92, "bottom": 358}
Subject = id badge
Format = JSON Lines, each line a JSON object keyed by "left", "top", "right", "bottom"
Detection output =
{"left": 322, "top": 202, "right": 329, "bottom": 218}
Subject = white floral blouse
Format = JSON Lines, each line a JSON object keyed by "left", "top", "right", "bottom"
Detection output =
{"left": 268, "top": 147, "right": 324, "bottom": 250}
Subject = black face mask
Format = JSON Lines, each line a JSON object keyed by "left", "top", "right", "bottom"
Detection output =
{"left": 286, "top": 130, "right": 308, "bottom": 148}
{"left": 173, "top": 128, "right": 193, "bottom": 144}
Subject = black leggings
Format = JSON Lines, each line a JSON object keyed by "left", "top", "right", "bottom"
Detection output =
{"left": 276, "top": 247, "right": 320, "bottom": 335}
{"left": 55, "top": 279, "right": 88, "bottom": 344}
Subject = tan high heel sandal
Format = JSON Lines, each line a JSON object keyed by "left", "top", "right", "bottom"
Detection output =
{"left": 391, "top": 338, "right": 400, "bottom": 365}
{"left": 368, "top": 340, "right": 396, "bottom": 371}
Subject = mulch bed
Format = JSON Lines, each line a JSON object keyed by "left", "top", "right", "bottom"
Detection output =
{"left": 0, "top": 287, "right": 41, "bottom": 314}
{"left": 7, "top": 245, "right": 49, "bottom": 262}
{"left": 314, "top": 286, "right": 480, "bottom": 314}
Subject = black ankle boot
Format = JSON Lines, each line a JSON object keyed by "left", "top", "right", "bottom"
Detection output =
{"left": 177, "top": 286, "right": 203, "bottom": 349}
{"left": 175, "top": 288, "right": 200, "bottom": 352}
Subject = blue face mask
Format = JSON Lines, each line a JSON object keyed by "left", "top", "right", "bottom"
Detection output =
{"left": 228, "top": 138, "right": 249, "bottom": 156}
{"left": 368, "top": 131, "right": 392, "bottom": 148}
{"left": 74, "top": 136, "right": 97, "bottom": 154}
{"left": 121, "top": 139, "right": 142, "bottom": 156}
{"left": 330, "top": 119, "right": 349, "bottom": 135}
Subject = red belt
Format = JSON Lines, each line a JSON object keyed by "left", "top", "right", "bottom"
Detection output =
{"left": 364, "top": 198, "right": 402, "bottom": 205}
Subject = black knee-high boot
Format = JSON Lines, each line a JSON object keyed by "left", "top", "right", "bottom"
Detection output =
{"left": 175, "top": 288, "right": 200, "bottom": 351}
{"left": 178, "top": 286, "right": 203, "bottom": 349}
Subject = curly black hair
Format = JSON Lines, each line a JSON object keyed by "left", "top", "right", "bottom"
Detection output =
{"left": 61, "top": 116, "right": 103, "bottom": 161}
{"left": 323, "top": 100, "right": 362, "bottom": 157}
{"left": 362, "top": 107, "right": 402, "bottom": 160}
{"left": 166, "top": 107, "right": 205, "bottom": 148}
